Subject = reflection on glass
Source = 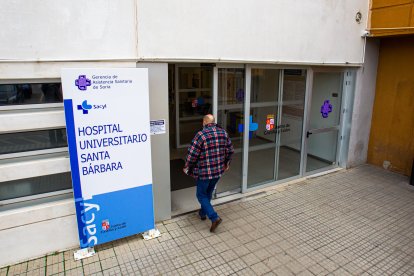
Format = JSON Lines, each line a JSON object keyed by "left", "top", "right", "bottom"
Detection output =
{"left": 216, "top": 68, "right": 244, "bottom": 194}
{"left": 178, "top": 67, "right": 213, "bottom": 145}
{"left": 0, "top": 83, "right": 62, "bottom": 106}
{"left": 251, "top": 69, "right": 280, "bottom": 103}
{"left": 247, "top": 69, "right": 280, "bottom": 188}
{"left": 306, "top": 131, "right": 338, "bottom": 172}
{"left": 277, "top": 70, "right": 306, "bottom": 180}
{"left": 0, "top": 172, "right": 72, "bottom": 201}
{"left": 0, "top": 129, "right": 67, "bottom": 155}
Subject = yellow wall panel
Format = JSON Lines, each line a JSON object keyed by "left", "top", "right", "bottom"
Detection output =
{"left": 371, "top": 5, "right": 411, "bottom": 28}
{"left": 371, "top": 0, "right": 412, "bottom": 9}
{"left": 411, "top": 6, "right": 414, "bottom": 26}
{"left": 368, "top": 37, "right": 414, "bottom": 176}
{"left": 369, "top": 0, "right": 414, "bottom": 36}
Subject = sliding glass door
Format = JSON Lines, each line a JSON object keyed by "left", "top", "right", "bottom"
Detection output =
{"left": 246, "top": 68, "right": 306, "bottom": 189}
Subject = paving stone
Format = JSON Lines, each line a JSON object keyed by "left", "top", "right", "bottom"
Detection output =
{"left": 184, "top": 249, "right": 204, "bottom": 264}
{"left": 119, "top": 261, "right": 140, "bottom": 275}
{"left": 139, "top": 264, "right": 159, "bottom": 275}
{"left": 251, "top": 261, "right": 271, "bottom": 275}
{"left": 285, "top": 260, "right": 306, "bottom": 274}
{"left": 64, "top": 267, "right": 84, "bottom": 276}
{"left": 7, "top": 262, "right": 27, "bottom": 275}
{"left": 100, "top": 256, "right": 118, "bottom": 270}
{"left": 192, "top": 259, "right": 211, "bottom": 274}
{"left": 82, "top": 262, "right": 102, "bottom": 275}
{"left": 220, "top": 249, "right": 239, "bottom": 262}
{"left": 237, "top": 267, "right": 257, "bottom": 276}
{"left": 45, "top": 263, "right": 64, "bottom": 275}
{"left": 241, "top": 252, "right": 261, "bottom": 266}
{"left": 27, "top": 257, "right": 46, "bottom": 271}
{"left": 176, "top": 264, "right": 198, "bottom": 276}
{"left": 227, "top": 258, "right": 248, "bottom": 272}
{"left": 273, "top": 265, "right": 295, "bottom": 276}
{"left": 26, "top": 268, "right": 46, "bottom": 276}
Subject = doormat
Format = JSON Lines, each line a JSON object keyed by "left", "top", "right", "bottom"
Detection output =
{"left": 170, "top": 159, "right": 196, "bottom": 191}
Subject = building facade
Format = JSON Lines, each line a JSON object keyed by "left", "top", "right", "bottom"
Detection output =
{"left": 0, "top": 0, "right": 379, "bottom": 266}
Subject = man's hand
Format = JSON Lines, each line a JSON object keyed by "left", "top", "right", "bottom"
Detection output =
{"left": 183, "top": 167, "right": 189, "bottom": 174}
{"left": 224, "top": 164, "right": 230, "bottom": 172}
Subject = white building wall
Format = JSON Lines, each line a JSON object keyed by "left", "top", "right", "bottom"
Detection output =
{"left": 137, "top": 0, "right": 368, "bottom": 64}
{"left": 347, "top": 39, "right": 380, "bottom": 167}
{"left": 0, "top": 0, "right": 137, "bottom": 62}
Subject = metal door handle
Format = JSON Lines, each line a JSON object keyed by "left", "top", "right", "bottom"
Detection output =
{"left": 306, "top": 131, "right": 312, "bottom": 138}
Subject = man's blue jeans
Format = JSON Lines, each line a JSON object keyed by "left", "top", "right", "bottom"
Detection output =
{"left": 196, "top": 178, "right": 220, "bottom": 222}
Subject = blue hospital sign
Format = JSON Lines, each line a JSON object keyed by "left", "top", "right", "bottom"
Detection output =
{"left": 61, "top": 68, "right": 154, "bottom": 248}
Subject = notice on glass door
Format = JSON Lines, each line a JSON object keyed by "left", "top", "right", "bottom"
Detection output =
{"left": 150, "top": 119, "right": 166, "bottom": 135}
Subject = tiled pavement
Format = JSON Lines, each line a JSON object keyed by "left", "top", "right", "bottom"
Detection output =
{"left": 1, "top": 164, "right": 414, "bottom": 275}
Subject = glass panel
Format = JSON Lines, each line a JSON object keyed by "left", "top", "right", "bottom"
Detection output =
{"left": 0, "top": 129, "right": 67, "bottom": 155}
{"left": 0, "top": 172, "right": 72, "bottom": 201}
{"left": 216, "top": 68, "right": 244, "bottom": 194}
{"left": 277, "top": 70, "right": 306, "bottom": 180}
{"left": 0, "top": 83, "right": 62, "bottom": 106}
{"left": 306, "top": 130, "right": 338, "bottom": 172}
{"left": 251, "top": 69, "right": 280, "bottom": 103}
{"left": 309, "top": 72, "right": 343, "bottom": 129}
{"left": 247, "top": 69, "right": 280, "bottom": 188}
{"left": 178, "top": 67, "right": 213, "bottom": 145}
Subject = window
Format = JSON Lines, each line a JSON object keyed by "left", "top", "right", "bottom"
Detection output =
{"left": 0, "top": 172, "right": 72, "bottom": 202}
{"left": 0, "top": 129, "right": 67, "bottom": 156}
{"left": 0, "top": 83, "right": 62, "bottom": 107}
{"left": 0, "top": 81, "right": 70, "bottom": 204}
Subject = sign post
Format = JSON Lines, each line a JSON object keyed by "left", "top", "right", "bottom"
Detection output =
{"left": 61, "top": 68, "right": 155, "bottom": 252}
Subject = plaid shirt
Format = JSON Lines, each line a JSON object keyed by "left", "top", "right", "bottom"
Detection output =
{"left": 185, "top": 123, "right": 234, "bottom": 180}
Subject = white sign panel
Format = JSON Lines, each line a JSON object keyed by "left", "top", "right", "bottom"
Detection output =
{"left": 61, "top": 68, "right": 154, "bottom": 248}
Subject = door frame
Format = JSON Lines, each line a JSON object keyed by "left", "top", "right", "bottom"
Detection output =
{"left": 301, "top": 68, "right": 349, "bottom": 176}
{"left": 213, "top": 64, "right": 246, "bottom": 197}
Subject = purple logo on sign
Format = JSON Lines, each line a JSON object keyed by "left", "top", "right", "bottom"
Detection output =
{"left": 75, "top": 75, "right": 91, "bottom": 91}
{"left": 321, "top": 100, "right": 332, "bottom": 118}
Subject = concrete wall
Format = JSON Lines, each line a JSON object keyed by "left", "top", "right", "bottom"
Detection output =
{"left": 137, "top": 63, "right": 171, "bottom": 221}
{"left": 137, "top": 0, "right": 368, "bottom": 64}
{"left": 347, "top": 39, "right": 380, "bottom": 167}
{"left": 0, "top": 199, "right": 77, "bottom": 267}
{"left": 0, "top": 0, "right": 137, "bottom": 61}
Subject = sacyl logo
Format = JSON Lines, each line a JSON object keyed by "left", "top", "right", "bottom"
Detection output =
{"left": 238, "top": 115, "right": 258, "bottom": 139}
{"left": 77, "top": 100, "right": 92, "bottom": 114}
{"left": 75, "top": 75, "right": 91, "bottom": 91}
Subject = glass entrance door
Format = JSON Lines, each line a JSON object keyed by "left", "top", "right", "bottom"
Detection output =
{"left": 215, "top": 68, "right": 245, "bottom": 196}
{"left": 246, "top": 68, "right": 307, "bottom": 189}
{"left": 305, "top": 72, "right": 343, "bottom": 173}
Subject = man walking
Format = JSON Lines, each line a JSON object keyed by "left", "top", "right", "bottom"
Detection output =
{"left": 184, "top": 114, "right": 234, "bottom": 232}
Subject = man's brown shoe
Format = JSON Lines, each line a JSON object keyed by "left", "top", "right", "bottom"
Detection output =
{"left": 210, "top": 218, "right": 222, "bottom": 233}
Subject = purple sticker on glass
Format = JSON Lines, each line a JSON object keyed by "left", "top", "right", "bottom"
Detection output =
{"left": 321, "top": 100, "right": 332, "bottom": 118}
